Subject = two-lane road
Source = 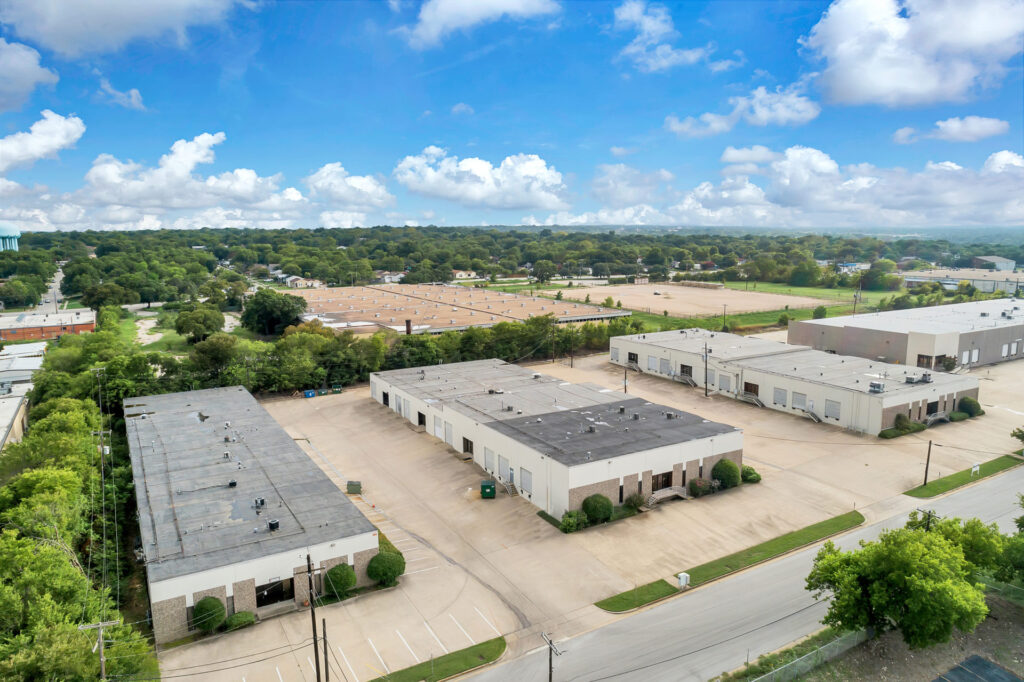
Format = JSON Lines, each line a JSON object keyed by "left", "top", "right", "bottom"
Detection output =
{"left": 471, "top": 466, "right": 1024, "bottom": 682}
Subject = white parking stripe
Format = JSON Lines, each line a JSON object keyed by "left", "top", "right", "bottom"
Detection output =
{"left": 450, "top": 613, "right": 475, "bottom": 645}
{"left": 308, "top": 656, "right": 316, "bottom": 677}
{"left": 276, "top": 666, "right": 284, "bottom": 682}
{"left": 424, "top": 621, "right": 449, "bottom": 654}
{"left": 337, "top": 646, "right": 359, "bottom": 682}
{"left": 367, "top": 638, "right": 390, "bottom": 674}
{"left": 406, "top": 566, "right": 439, "bottom": 575}
{"left": 396, "top": 629, "right": 420, "bottom": 663}
{"left": 474, "top": 606, "right": 501, "bottom": 637}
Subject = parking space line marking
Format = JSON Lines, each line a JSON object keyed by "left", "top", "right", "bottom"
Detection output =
{"left": 406, "top": 556, "right": 432, "bottom": 562}
{"left": 367, "top": 638, "right": 390, "bottom": 674}
{"left": 276, "top": 666, "right": 284, "bottom": 682}
{"left": 474, "top": 607, "right": 501, "bottom": 637}
{"left": 308, "top": 656, "right": 316, "bottom": 677}
{"left": 450, "top": 613, "right": 475, "bottom": 645}
{"left": 396, "top": 629, "right": 420, "bottom": 663}
{"left": 406, "top": 566, "right": 439, "bottom": 575}
{"left": 337, "top": 646, "right": 358, "bottom": 682}
{"left": 424, "top": 621, "right": 448, "bottom": 654}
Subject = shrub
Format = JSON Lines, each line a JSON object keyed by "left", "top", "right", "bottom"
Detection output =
{"left": 1013, "top": 426, "right": 1024, "bottom": 444}
{"left": 812, "top": 305, "right": 827, "bottom": 319}
{"left": 959, "top": 396, "right": 983, "bottom": 417}
{"left": 623, "top": 492, "right": 646, "bottom": 511}
{"left": 941, "top": 357, "right": 957, "bottom": 372}
{"left": 688, "top": 477, "right": 714, "bottom": 498}
{"left": 559, "top": 509, "right": 589, "bottom": 533}
{"left": 582, "top": 494, "right": 613, "bottom": 524}
{"left": 367, "top": 551, "right": 406, "bottom": 587}
{"left": 193, "top": 596, "right": 225, "bottom": 634}
{"left": 777, "top": 313, "right": 790, "bottom": 327}
{"left": 741, "top": 465, "right": 761, "bottom": 484}
{"left": 224, "top": 611, "right": 255, "bottom": 631}
{"left": 949, "top": 411, "right": 970, "bottom": 422}
{"left": 711, "top": 459, "right": 741, "bottom": 489}
{"left": 324, "top": 563, "right": 357, "bottom": 600}
{"left": 894, "top": 413, "right": 912, "bottom": 431}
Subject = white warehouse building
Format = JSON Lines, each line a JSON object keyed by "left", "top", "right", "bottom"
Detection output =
{"left": 125, "top": 387, "right": 379, "bottom": 644}
{"left": 610, "top": 329, "right": 980, "bottom": 435}
{"left": 370, "top": 360, "right": 742, "bottom": 517}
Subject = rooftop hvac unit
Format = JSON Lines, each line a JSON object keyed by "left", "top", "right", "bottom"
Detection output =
{"left": 632, "top": 413, "right": 640, "bottom": 420}
{"left": 868, "top": 381, "right": 885, "bottom": 393}
{"left": 224, "top": 421, "right": 231, "bottom": 428}
{"left": 921, "top": 372, "right": 932, "bottom": 383}
{"left": 905, "top": 376, "right": 916, "bottom": 383}
{"left": 587, "top": 425, "right": 596, "bottom": 433}
{"left": 532, "top": 373, "right": 541, "bottom": 379}
{"left": 223, "top": 451, "right": 230, "bottom": 459}
{"left": 666, "top": 412, "right": 676, "bottom": 419}
{"left": 228, "top": 479, "right": 237, "bottom": 487}
{"left": 505, "top": 405, "right": 514, "bottom": 411}
{"left": 267, "top": 519, "right": 280, "bottom": 531}
{"left": 619, "top": 406, "right": 626, "bottom": 414}
{"left": 224, "top": 436, "right": 230, "bottom": 443}
{"left": 980, "top": 312, "right": 989, "bottom": 317}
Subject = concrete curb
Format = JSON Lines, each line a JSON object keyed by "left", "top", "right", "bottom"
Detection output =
{"left": 902, "top": 453, "right": 1024, "bottom": 500}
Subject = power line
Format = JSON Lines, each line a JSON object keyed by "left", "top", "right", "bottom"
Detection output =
{"left": 109, "top": 637, "right": 320, "bottom": 680}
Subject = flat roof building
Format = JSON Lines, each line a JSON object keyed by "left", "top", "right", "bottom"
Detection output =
{"left": 788, "top": 299, "right": 1024, "bottom": 369}
{"left": 294, "top": 283, "right": 631, "bottom": 334}
{"left": 972, "top": 256, "right": 1016, "bottom": 272}
{"left": 611, "top": 329, "right": 979, "bottom": 435}
{"left": 903, "top": 268, "right": 1022, "bottom": 294}
{"left": 0, "top": 310, "right": 96, "bottom": 341}
{"left": 370, "top": 360, "right": 742, "bottom": 517}
{"left": 125, "top": 387, "right": 378, "bottom": 644}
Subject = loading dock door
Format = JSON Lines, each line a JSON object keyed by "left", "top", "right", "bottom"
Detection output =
{"left": 382, "top": 391, "right": 389, "bottom": 407}
{"left": 434, "top": 416, "right": 443, "bottom": 439}
{"left": 444, "top": 422, "right": 453, "bottom": 446}
{"left": 499, "top": 455, "right": 510, "bottom": 481}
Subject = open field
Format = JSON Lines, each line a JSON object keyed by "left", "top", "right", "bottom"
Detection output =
{"left": 722, "top": 281, "right": 902, "bottom": 306}
{"left": 159, "top": 354, "right": 1024, "bottom": 680}
{"left": 561, "top": 282, "right": 825, "bottom": 317}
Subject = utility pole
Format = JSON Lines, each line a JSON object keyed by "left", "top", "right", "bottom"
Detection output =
{"left": 703, "top": 341, "right": 712, "bottom": 398}
{"left": 79, "top": 620, "right": 119, "bottom": 680}
{"left": 307, "top": 554, "right": 322, "bottom": 682}
{"left": 722, "top": 304, "right": 727, "bottom": 330}
{"left": 541, "top": 633, "right": 563, "bottom": 682}
{"left": 923, "top": 440, "right": 933, "bottom": 486}
{"left": 916, "top": 508, "right": 938, "bottom": 531}
{"left": 322, "top": 618, "right": 329, "bottom": 682}
{"left": 623, "top": 366, "right": 628, "bottom": 394}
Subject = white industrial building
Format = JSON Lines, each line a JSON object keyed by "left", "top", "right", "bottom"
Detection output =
{"left": 125, "top": 387, "right": 378, "bottom": 644}
{"left": 788, "top": 299, "right": 1024, "bottom": 368}
{"left": 370, "top": 360, "right": 742, "bottom": 517}
{"left": 610, "top": 329, "right": 980, "bottom": 435}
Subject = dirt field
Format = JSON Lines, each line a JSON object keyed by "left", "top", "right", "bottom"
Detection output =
{"left": 805, "top": 596, "right": 1024, "bottom": 681}
{"left": 134, "top": 316, "right": 164, "bottom": 344}
{"left": 560, "top": 283, "right": 825, "bottom": 316}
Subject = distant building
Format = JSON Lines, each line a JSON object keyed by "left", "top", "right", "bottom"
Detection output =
{"left": 902, "top": 268, "right": 1022, "bottom": 294}
{"left": 124, "top": 387, "right": 379, "bottom": 644}
{"left": 374, "top": 270, "right": 406, "bottom": 284}
{"left": 972, "top": 256, "right": 1016, "bottom": 271}
{"left": 284, "top": 275, "right": 322, "bottom": 288}
{"left": 0, "top": 310, "right": 96, "bottom": 342}
{"left": 0, "top": 384, "right": 31, "bottom": 451}
{"left": 0, "top": 222, "right": 20, "bottom": 252}
{"left": 634, "top": 275, "right": 650, "bottom": 285}
{"left": 452, "top": 269, "right": 477, "bottom": 280}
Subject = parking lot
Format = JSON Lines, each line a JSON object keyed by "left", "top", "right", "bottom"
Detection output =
{"left": 157, "top": 354, "right": 1024, "bottom": 679}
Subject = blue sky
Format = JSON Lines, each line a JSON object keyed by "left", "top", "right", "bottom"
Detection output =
{"left": 0, "top": 0, "right": 1022, "bottom": 231}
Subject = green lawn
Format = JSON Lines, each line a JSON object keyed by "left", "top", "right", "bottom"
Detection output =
{"left": 114, "top": 311, "right": 138, "bottom": 343}
{"left": 904, "top": 454, "right": 1023, "bottom": 498}
{"left": 594, "top": 579, "right": 679, "bottom": 612}
{"left": 368, "top": 637, "right": 506, "bottom": 682}
{"left": 722, "top": 281, "right": 902, "bottom": 306}
{"left": 684, "top": 511, "right": 866, "bottom": 588}
{"left": 62, "top": 298, "right": 86, "bottom": 310}
{"left": 140, "top": 328, "right": 190, "bottom": 354}
{"left": 622, "top": 301, "right": 858, "bottom": 334}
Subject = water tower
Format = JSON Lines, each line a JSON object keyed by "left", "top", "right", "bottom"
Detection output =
{"left": 0, "top": 223, "right": 20, "bottom": 252}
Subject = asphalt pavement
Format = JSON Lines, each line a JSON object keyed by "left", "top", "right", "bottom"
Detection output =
{"left": 469, "top": 466, "right": 1024, "bottom": 682}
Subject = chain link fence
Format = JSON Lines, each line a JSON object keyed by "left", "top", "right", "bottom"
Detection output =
{"left": 749, "top": 629, "right": 869, "bottom": 682}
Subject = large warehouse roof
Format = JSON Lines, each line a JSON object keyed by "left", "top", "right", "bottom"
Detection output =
{"left": 792, "top": 299, "right": 1023, "bottom": 335}
{"left": 374, "top": 360, "right": 738, "bottom": 465}
{"left": 125, "top": 387, "right": 375, "bottom": 582}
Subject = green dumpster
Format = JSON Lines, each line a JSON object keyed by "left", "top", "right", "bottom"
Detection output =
{"left": 317, "top": 388, "right": 328, "bottom": 396}
{"left": 331, "top": 384, "right": 343, "bottom": 394}
{"left": 481, "top": 480, "right": 496, "bottom": 499}
{"left": 346, "top": 481, "right": 362, "bottom": 494}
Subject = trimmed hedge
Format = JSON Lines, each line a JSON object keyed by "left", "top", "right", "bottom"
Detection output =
{"left": 193, "top": 596, "right": 225, "bottom": 634}
{"left": 959, "top": 396, "right": 984, "bottom": 417}
{"left": 741, "top": 465, "right": 761, "bottom": 484}
{"left": 582, "top": 494, "right": 613, "bottom": 524}
{"left": 623, "top": 492, "right": 646, "bottom": 511}
{"left": 559, "top": 509, "right": 588, "bottom": 533}
{"left": 879, "top": 421, "right": 927, "bottom": 438}
{"left": 324, "top": 563, "right": 357, "bottom": 600}
{"left": 367, "top": 551, "right": 405, "bottom": 587}
{"left": 949, "top": 411, "right": 970, "bottom": 422}
{"left": 712, "top": 459, "right": 741, "bottom": 489}
{"left": 688, "top": 477, "right": 714, "bottom": 498}
{"left": 224, "top": 611, "right": 255, "bottom": 631}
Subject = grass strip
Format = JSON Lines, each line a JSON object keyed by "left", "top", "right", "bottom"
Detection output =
{"left": 685, "top": 511, "right": 866, "bottom": 587}
{"left": 537, "top": 509, "right": 561, "bottom": 529}
{"left": 369, "top": 637, "right": 505, "bottom": 682}
{"left": 594, "top": 579, "right": 679, "bottom": 612}
{"left": 716, "top": 627, "right": 841, "bottom": 681}
{"left": 904, "top": 454, "right": 1023, "bottom": 498}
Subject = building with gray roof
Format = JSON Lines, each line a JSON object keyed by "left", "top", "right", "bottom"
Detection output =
{"left": 371, "top": 360, "right": 742, "bottom": 517}
{"left": 788, "top": 298, "right": 1024, "bottom": 369}
{"left": 611, "top": 329, "right": 979, "bottom": 435}
{"left": 125, "top": 386, "right": 378, "bottom": 644}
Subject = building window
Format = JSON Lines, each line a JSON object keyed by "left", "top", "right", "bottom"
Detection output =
{"left": 610, "top": 347, "right": 619, "bottom": 362}
{"left": 773, "top": 387, "right": 787, "bottom": 406}
{"left": 520, "top": 468, "right": 533, "bottom": 495}
{"left": 824, "top": 399, "right": 841, "bottom": 420}
{"left": 792, "top": 392, "right": 807, "bottom": 410}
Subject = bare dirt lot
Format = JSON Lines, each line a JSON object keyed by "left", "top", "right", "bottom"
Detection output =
{"left": 560, "top": 282, "right": 825, "bottom": 316}
{"left": 805, "top": 596, "right": 1024, "bottom": 681}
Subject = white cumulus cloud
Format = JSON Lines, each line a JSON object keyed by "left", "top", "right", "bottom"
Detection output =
{"left": 319, "top": 210, "right": 367, "bottom": 229}
{"left": 98, "top": 76, "right": 146, "bottom": 110}
{"left": 893, "top": 116, "right": 1010, "bottom": 144}
{"left": 304, "top": 162, "right": 394, "bottom": 210}
{"left": 803, "top": 0, "right": 1024, "bottom": 107}
{"left": 394, "top": 146, "right": 568, "bottom": 210}
{"left": 721, "top": 145, "right": 781, "bottom": 164}
{"left": 665, "top": 83, "right": 820, "bottom": 137}
{"left": 0, "top": 38, "right": 59, "bottom": 112}
{"left": 0, "top": 0, "right": 248, "bottom": 57}
{"left": 0, "top": 110, "right": 85, "bottom": 174}
{"left": 614, "top": 0, "right": 709, "bottom": 72}
{"left": 591, "top": 164, "right": 673, "bottom": 207}
{"left": 451, "top": 102, "right": 475, "bottom": 115}
{"left": 399, "top": 0, "right": 560, "bottom": 49}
